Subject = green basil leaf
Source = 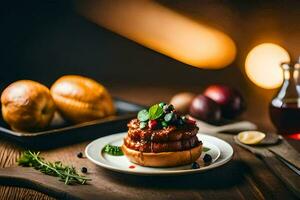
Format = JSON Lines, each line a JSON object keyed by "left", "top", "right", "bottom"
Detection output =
{"left": 149, "top": 104, "right": 164, "bottom": 120}
{"left": 203, "top": 147, "right": 210, "bottom": 152}
{"left": 137, "top": 109, "right": 149, "bottom": 122}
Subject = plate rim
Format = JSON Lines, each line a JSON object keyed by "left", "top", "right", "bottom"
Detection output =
{"left": 85, "top": 132, "right": 234, "bottom": 175}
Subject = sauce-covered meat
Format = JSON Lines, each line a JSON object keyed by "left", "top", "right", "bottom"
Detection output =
{"left": 124, "top": 135, "right": 201, "bottom": 153}
{"left": 124, "top": 119, "right": 201, "bottom": 153}
{"left": 127, "top": 119, "right": 199, "bottom": 142}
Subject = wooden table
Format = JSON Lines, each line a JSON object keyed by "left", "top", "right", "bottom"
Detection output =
{"left": 0, "top": 86, "right": 298, "bottom": 200}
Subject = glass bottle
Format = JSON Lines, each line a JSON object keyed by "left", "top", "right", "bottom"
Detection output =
{"left": 269, "top": 61, "right": 300, "bottom": 134}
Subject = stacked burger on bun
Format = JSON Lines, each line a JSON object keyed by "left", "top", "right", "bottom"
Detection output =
{"left": 122, "top": 103, "right": 202, "bottom": 167}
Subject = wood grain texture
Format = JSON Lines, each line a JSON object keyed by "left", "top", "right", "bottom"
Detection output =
{"left": 0, "top": 186, "right": 54, "bottom": 200}
{"left": 0, "top": 86, "right": 298, "bottom": 200}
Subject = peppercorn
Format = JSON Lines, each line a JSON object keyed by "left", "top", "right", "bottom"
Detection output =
{"left": 81, "top": 167, "right": 88, "bottom": 173}
{"left": 77, "top": 152, "right": 83, "bottom": 158}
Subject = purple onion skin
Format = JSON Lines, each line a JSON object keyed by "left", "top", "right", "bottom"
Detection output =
{"left": 189, "top": 95, "right": 221, "bottom": 123}
{"left": 204, "top": 85, "right": 246, "bottom": 119}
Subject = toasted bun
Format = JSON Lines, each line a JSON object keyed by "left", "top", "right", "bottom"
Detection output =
{"left": 50, "top": 75, "right": 115, "bottom": 123}
{"left": 122, "top": 144, "right": 202, "bottom": 167}
{"left": 1, "top": 80, "right": 55, "bottom": 132}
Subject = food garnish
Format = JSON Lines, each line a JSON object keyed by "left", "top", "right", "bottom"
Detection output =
{"left": 191, "top": 162, "right": 200, "bottom": 169}
{"left": 203, "top": 154, "right": 212, "bottom": 164}
{"left": 137, "top": 102, "right": 196, "bottom": 130}
{"left": 137, "top": 109, "right": 150, "bottom": 122}
{"left": 149, "top": 104, "right": 164, "bottom": 120}
{"left": 202, "top": 147, "right": 210, "bottom": 152}
{"left": 102, "top": 144, "right": 124, "bottom": 156}
{"left": 18, "top": 151, "right": 91, "bottom": 185}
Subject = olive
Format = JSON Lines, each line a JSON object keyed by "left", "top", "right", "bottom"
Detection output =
{"left": 203, "top": 154, "right": 212, "bottom": 164}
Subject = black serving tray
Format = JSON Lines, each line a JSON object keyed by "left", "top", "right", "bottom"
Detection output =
{"left": 0, "top": 98, "right": 145, "bottom": 150}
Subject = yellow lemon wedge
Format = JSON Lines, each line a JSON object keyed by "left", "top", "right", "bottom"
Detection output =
{"left": 237, "top": 131, "right": 266, "bottom": 145}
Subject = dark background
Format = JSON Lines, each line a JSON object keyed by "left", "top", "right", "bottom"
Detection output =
{"left": 0, "top": 0, "right": 300, "bottom": 129}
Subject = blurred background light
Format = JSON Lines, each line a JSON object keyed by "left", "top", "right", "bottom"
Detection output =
{"left": 245, "top": 43, "right": 290, "bottom": 89}
{"left": 78, "top": 0, "right": 236, "bottom": 69}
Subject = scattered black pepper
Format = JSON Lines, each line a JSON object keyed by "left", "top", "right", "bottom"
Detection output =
{"left": 81, "top": 167, "right": 88, "bottom": 173}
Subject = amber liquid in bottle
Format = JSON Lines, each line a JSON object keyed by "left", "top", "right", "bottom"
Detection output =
{"left": 269, "top": 62, "right": 300, "bottom": 134}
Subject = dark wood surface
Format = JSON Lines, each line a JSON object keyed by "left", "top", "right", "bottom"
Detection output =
{"left": 0, "top": 86, "right": 299, "bottom": 200}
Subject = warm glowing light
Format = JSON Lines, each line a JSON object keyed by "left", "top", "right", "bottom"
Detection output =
{"left": 78, "top": 0, "right": 236, "bottom": 69}
{"left": 245, "top": 43, "right": 290, "bottom": 89}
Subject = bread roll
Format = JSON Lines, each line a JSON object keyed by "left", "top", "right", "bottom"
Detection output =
{"left": 1, "top": 80, "right": 55, "bottom": 132}
{"left": 122, "top": 144, "right": 202, "bottom": 167}
{"left": 50, "top": 75, "right": 115, "bottom": 123}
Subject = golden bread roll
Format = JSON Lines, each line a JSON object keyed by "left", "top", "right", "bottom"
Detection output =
{"left": 50, "top": 75, "right": 115, "bottom": 123}
{"left": 1, "top": 80, "right": 55, "bottom": 132}
{"left": 122, "top": 144, "right": 202, "bottom": 167}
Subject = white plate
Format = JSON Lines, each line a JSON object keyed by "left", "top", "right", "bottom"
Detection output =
{"left": 85, "top": 132, "right": 233, "bottom": 175}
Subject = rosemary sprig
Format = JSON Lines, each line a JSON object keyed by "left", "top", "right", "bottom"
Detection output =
{"left": 18, "top": 151, "right": 91, "bottom": 185}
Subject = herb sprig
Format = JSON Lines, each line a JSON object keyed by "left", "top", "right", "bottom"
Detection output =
{"left": 102, "top": 144, "right": 124, "bottom": 156}
{"left": 18, "top": 151, "right": 91, "bottom": 185}
{"left": 137, "top": 102, "right": 196, "bottom": 129}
